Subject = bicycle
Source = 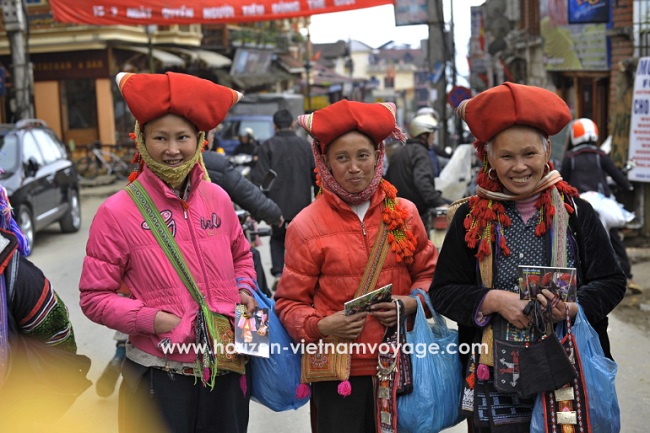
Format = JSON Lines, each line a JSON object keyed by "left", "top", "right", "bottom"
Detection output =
{"left": 74, "top": 142, "right": 131, "bottom": 181}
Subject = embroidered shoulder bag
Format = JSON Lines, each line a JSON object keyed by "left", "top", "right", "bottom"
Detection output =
{"left": 126, "top": 181, "right": 246, "bottom": 388}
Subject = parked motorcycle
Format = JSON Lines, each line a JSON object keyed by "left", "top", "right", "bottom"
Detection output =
{"left": 235, "top": 168, "right": 277, "bottom": 298}
{"left": 236, "top": 208, "right": 273, "bottom": 297}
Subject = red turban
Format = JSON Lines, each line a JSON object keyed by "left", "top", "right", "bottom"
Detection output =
{"left": 527, "top": 275, "right": 540, "bottom": 284}
{"left": 296, "top": 100, "right": 404, "bottom": 153}
{"left": 116, "top": 72, "right": 242, "bottom": 132}
{"left": 541, "top": 272, "right": 554, "bottom": 287}
{"left": 455, "top": 82, "right": 571, "bottom": 142}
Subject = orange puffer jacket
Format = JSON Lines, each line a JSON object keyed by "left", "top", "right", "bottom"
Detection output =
{"left": 275, "top": 185, "right": 437, "bottom": 376}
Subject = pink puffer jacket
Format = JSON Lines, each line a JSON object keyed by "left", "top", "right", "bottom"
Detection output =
{"left": 79, "top": 164, "right": 256, "bottom": 363}
{"left": 275, "top": 185, "right": 437, "bottom": 376}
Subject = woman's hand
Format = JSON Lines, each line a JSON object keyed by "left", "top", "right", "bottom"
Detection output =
{"left": 370, "top": 296, "right": 417, "bottom": 327}
{"left": 239, "top": 290, "right": 257, "bottom": 315}
{"left": 537, "top": 289, "right": 578, "bottom": 323}
{"left": 481, "top": 290, "right": 530, "bottom": 330}
{"left": 154, "top": 311, "right": 181, "bottom": 335}
{"left": 317, "top": 311, "right": 368, "bottom": 339}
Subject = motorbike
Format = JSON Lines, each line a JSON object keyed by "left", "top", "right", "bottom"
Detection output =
{"left": 236, "top": 208, "right": 273, "bottom": 297}
{"left": 236, "top": 168, "right": 277, "bottom": 297}
{"left": 229, "top": 153, "right": 254, "bottom": 178}
{"left": 425, "top": 206, "right": 449, "bottom": 251}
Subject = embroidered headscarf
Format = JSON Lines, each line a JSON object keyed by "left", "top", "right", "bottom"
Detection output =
{"left": 297, "top": 100, "right": 406, "bottom": 204}
{"left": 455, "top": 82, "right": 578, "bottom": 265}
{"left": 115, "top": 72, "right": 242, "bottom": 185}
{"left": 297, "top": 100, "right": 417, "bottom": 264}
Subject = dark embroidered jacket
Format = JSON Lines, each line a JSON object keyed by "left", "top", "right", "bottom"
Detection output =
{"left": 429, "top": 196, "right": 626, "bottom": 367}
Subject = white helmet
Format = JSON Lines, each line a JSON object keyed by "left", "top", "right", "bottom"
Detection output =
{"left": 570, "top": 118, "right": 598, "bottom": 146}
{"left": 240, "top": 127, "right": 255, "bottom": 138}
{"left": 408, "top": 114, "right": 439, "bottom": 138}
{"left": 416, "top": 106, "right": 439, "bottom": 120}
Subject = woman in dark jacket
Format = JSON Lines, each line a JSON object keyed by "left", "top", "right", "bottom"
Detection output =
{"left": 203, "top": 150, "right": 283, "bottom": 226}
{"left": 203, "top": 150, "right": 283, "bottom": 296}
{"left": 430, "top": 83, "right": 626, "bottom": 433}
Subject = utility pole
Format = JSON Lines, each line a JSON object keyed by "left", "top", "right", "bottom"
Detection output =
{"left": 450, "top": 0, "right": 462, "bottom": 147}
{"left": 2, "top": 0, "right": 34, "bottom": 121}
{"left": 427, "top": 0, "right": 447, "bottom": 147}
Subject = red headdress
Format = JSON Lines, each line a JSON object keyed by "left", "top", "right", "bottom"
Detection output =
{"left": 527, "top": 275, "right": 540, "bottom": 285}
{"left": 541, "top": 272, "right": 554, "bottom": 287}
{"left": 116, "top": 72, "right": 242, "bottom": 131}
{"left": 297, "top": 100, "right": 416, "bottom": 265}
{"left": 116, "top": 72, "right": 242, "bottom": 182}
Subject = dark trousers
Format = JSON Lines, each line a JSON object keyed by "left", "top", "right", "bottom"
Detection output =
{"left": 311, "top": 376, "right": 376, "bottom": 433}
{"left": 270, "top": 223, "right": 288, "bottom": 277}
{"left": 119, "top": 358, "right": 250, "bottom": 433}
{"left": 609, "top": 228, "right": 632, "bottom": 279}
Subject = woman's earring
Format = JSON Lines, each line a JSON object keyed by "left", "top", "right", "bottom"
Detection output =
{"left": 488, "top": 168, "right": 497, "bottom": 181}
{"left": 545, "top": 163, "right": 551, "bottom": 173}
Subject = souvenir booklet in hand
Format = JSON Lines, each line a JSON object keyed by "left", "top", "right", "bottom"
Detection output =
{"left": 517, "top": 265, "right": 577, "bottom": 302}
{"left": 344, "top": 284, "right": 393, "bottom": 316}
{"left": 234, "top": 304, "right": 270, "bottom": 358}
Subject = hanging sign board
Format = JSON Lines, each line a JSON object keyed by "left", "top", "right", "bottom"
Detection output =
{"left": 628, "top": 57, "right": 650, "bottom": 182}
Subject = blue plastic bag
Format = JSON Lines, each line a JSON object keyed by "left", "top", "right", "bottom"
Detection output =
{"left": 397, "top": 289, "right": 464, "bottom": 433}
{"left": 531, "top": 306, "right": 620, "bottom": 433}
{"left": 248, "top": 289, "right": 310, "bottom": 412}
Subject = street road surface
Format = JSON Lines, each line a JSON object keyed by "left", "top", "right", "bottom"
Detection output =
{"left": 26, "top": 188, "right": 649, "bottom": 432}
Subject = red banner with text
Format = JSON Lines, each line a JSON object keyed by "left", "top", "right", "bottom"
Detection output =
{"left": 49, "top": 0, "right": 394, "bottom": 25}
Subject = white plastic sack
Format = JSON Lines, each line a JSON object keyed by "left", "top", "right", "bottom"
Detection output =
{"left": 435, "top": 144, "right": 473, "bottom": 202}
{"left": 579, "top": 191, "right": 635, "bottom": 231}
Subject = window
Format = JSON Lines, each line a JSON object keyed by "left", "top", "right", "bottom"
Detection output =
{"left": 0, "top": 134, "right": 19, "bottom": 174}
{"left": 63, "top": 79, "right": 97, "bottom": 130}
{"left": 22, "top": 132, "right": 45, "bottom": 166}
{"left": 635, "top": 0, "right": 650, "bottom": 57}
{"left": 32, "top": 130, "right": 66, "bottom": 164}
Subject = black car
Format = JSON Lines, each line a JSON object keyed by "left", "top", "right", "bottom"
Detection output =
{"left": 0, "top": 119, "right": 81, "bottom": 254}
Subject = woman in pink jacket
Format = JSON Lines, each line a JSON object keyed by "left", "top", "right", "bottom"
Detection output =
{"left": 275, "top": 100, "right": 438, "bottom": 433}
{"left": 79, "top": 72, "right": 257, "bottom": 433}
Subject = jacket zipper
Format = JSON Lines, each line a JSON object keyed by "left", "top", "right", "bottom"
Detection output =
{"left": 181, "top": 198, "right": 212, "bottom": 298}
{"left": 360, "top": 220, "right": 372, "bottom": 256}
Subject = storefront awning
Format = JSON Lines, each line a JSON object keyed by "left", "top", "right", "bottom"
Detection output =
{"left": 165, "top": 47, "right": 232, "bottom": 68}
{"left": 115, "top": 46, "right": 186, "bottom": 68}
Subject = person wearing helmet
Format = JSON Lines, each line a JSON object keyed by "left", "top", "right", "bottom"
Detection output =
{"left": 233, "top": 127, "right": 259, "bottom": 156}
{"left": 415, "top": 106, "right": 439, "bottom": 121}
{"left": 385, "top": 114, "right": 449, "bottom": 219}
{"left": 560, "top": 118, "right": 641, "bottom": 294}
